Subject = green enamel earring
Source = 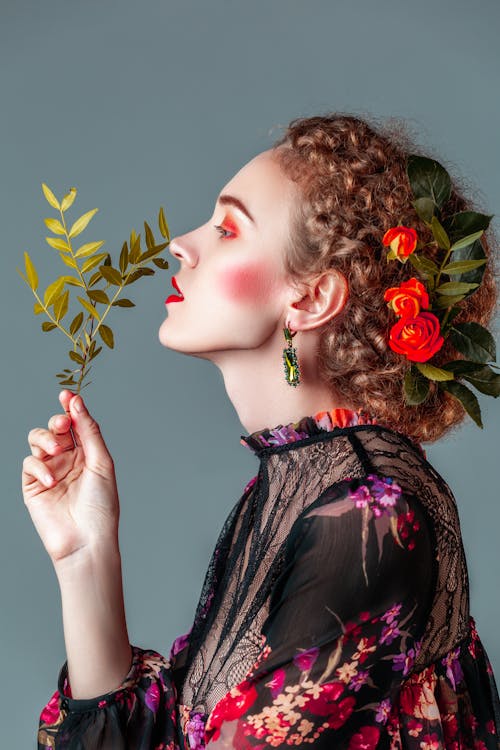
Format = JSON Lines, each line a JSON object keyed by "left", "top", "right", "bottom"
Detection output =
{"left": 282, "top": 325, "right": 300, "bottom": 387}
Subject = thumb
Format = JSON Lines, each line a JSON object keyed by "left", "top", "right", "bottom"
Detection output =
{"left": 69, "top": 395, "right": 113, "bottom": 473}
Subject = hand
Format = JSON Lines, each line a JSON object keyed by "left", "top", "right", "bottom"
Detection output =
{"left": 22, "top": 390, "right": 120, "bottom": 564}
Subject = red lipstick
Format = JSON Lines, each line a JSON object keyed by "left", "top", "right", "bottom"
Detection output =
{"left": 165, "top": 276, "right": 184, "bottom": 304}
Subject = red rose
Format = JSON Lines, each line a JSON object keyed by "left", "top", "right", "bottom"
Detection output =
{"left": 388, "top": 311, "right": 444, "bottom": 362}
{"left": 384, "top": 278, "right": 430, "bottom": 318}
{"left": 205, "top": 679, "right": 258, "bottom": 742}
{"left": 305, "top": 682, "right": 355, "bottom": 729}
{"left": 349, "top": 726, "right": 381, "bottom": 750}
{"left": 383, "top": 226, "right": 418, "bottom": 261}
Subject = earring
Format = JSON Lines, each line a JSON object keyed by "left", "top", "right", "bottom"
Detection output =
{"left": 282, "top": 324, "right": 300, "bottom": 387}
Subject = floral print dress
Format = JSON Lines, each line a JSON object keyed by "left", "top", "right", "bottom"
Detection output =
{"left": 38, "top": 408, "right": 500, "bottom": 749}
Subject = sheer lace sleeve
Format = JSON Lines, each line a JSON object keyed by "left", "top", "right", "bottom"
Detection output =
{"left": 203, "top": 474, "right": 435, "bottom": 748}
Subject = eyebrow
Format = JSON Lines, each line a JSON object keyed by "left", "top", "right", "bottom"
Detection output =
{"left": 217, "top": 194, "right": 256, "bottom": 226}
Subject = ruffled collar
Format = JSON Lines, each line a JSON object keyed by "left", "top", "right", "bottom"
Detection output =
{"left": 240, "top": 407, "right": 380, "bottom": 454}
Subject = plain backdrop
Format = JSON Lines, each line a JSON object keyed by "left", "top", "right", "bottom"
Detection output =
{"left": 1, "top": 0, "right": 499, "bottom": 743}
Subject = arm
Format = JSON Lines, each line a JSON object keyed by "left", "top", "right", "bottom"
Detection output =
{"left": 53, "top": 540, "right": 132, "bottom": 700}
{"left": 204, "top": 474, "right": 434, "bottom": 748}
{"left": 38, "top": 540, "right": 179, "bottom": 749}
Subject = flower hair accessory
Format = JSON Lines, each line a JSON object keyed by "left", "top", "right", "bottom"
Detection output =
{"left": 382, "top": 155, "right": 499, "bottom": 428}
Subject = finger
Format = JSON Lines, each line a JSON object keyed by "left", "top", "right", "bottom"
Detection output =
{"left": 59, "top": 389, "right": 76, "bottom": 417}
{"left": 47, "top": 413, "right": 72, "bottom": 436}
{"left": 22, "top": 454, "right": 56, "bottom": 490}
{"left": 67, "top": 394, "right": 113, "bottom": 474}
{"left": 58, "top": 390, "right": 80, "bottom": 448}
{"left": 28, "top": 427, "right": 67, "bottom": 461}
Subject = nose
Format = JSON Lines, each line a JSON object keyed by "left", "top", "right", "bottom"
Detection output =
{"left": 169, "top": 235, "right": 198, "bottom": 267}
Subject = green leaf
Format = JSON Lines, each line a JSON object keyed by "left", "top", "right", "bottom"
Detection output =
{"left": 403, "top": 367, "right": 430, "bottom": 405}
{"left": 42, "top": 183, "right": 60, "bottom": 209}
{"left": 461, "top": 365, "right": 500, "bottom": 397}
{"left": 407, "top": 155, "right": 452, "bottom": 208}
{"left": 60, "top": 253, "right": 78, "bottom": 270}
{"left": 442, "top": 359, "right": 485, "bottom": 375}
{"left": 33, "top": 302, "right": 44, "bottom": 315}
{"left": 63, "top": 275, "right": 85, "bottom": 288}
{"left": 99, "top": 265, "right": 122, "bottom": 286}
{"left": 123, "top": 267, "right": 154, "bottom": 285}
{"left": 69, "top": 311, "right": 84, "bottom": 336}
{"left": 442, "top": 259, "right": 487, "bottom": 275}
{"left": 153, "top": 257, "right": 169, "bottom": 269}
{"left": 87, "top": 289, "right": 110, "bottom": 304}
{"left": 77, "top": 296, "right": 101, "bottom": 321}
{"left": 54, "top": 289, "right": 69, "bottom": 322}
{"left": 16, "top": 267, "right": 28, "bottom": 286}
{"left": 431, "top": 216, "right": 451, "bottom": 250}
{"left": 69, "top": 350, "right": 85, "bottom": 365}
{"left": 449, "top": 239, "right": 487, "bottom": 287}
{"left": 88, "top": 271, "right": 102, "bottom": 287}
{"left": 415, "top": 363, "right": 454, "bottom": 381}
{"left": 74, "top": 240, "right": 105, "bottom": 258}
{"left": 119, "top": 242, "right": 129, "bottom": 275}
{"left": 450, "top": 322, "right": 496, "bottom": 363}
{"left": 98, "top": 324, "right": 114, "bottom": 349}
{"left": 42, "top": 321, "right": 57, "bottom": 332}
{"left": 408, "top": 253, "right": 439, "bottom": 277}
{"left": 138, "top": 244, "right": 167, "bottom": 263}
{"left": 81, "top": 252, "right": 108, "bottom": 274}
{"left": 68, "top": 208, "right": 98, "bottom": 238}
{"left": 144, "top": 221, "right": 154, "bottom": 250}
{"left": 46, "top": 236, "right": 71, "bottom": 252}
{"left": 90, "top": 345, "right": 102, "bottom": 361}
{"left": 434, "top": 294, "right": 466, "bottom": 308}
{"left": 44, "top": 217, "right": 66, "bottom": 235}
{"left": 435, "top": 281, "right": 479, "bottom": 296}
{"left": 449, "top": 230, "right": 484, "bottom": 252}
{"left": 412, "top": 197, "right": 435, "bottom": 224}
{"left": 129, "top": 234, "right": 142, "bottom": 264}
{"left": 61, "top": 188, "right": 77, "bottom": 212}
{"left": 159, "top": 206, "right": 170, "bottom": 240}
{"left": 24, "top": 251, "right": 38, "bottom": 290}
{"left": 44, "top": 277, "right": 66, "bottom": 307}
{"left": 111, "top": 298, "right": 135, "bottom": 307}
{"left": 439, "top": 380, "right": 483, "bottom": 427}
{"left": 442, "top": 211, "right": 492, "bottom": 245}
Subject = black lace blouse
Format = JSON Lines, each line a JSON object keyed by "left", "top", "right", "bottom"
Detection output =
{"left": 38, "top": 408, "right": 500, "bottom": 749}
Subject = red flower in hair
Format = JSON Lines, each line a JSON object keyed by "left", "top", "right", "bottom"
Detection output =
{"left": 388, "top": 312, "right": 444, "bottom": 363}
{"left": 383, "top": 226, "right": 418, "bottom": 262}
{"left": 384, "top": 278, "right": 430, "bottom": 318}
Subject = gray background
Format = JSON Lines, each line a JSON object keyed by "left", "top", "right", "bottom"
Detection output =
{"left": 1, "top": 0, "right": 499, "bottom": 743}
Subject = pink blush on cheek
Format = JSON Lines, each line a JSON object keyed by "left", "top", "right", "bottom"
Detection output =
{"left": 218, "top": 263, "right": 277, "bottom": 304}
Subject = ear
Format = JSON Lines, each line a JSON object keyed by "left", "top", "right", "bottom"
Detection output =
{"left": 285, "top": 269, "right": 349, "bottom": 331}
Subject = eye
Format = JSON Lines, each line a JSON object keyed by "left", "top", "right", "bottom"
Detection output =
{"left": 213, "top": 224, "right": 234, "bottom": 239}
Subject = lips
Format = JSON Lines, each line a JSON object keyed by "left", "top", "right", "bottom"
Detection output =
{"left": 165, "top": 276, "right": 184, "bottom": 304}
{"left": 172, "top": 277, "right": 184, "bottom": 297}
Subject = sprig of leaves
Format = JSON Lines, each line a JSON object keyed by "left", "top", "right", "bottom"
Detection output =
{"left": 17, "top": 184, "right": 170, "bottom": 393}
{"left": 400, "top": 156, "right": 499, "bottom": 427}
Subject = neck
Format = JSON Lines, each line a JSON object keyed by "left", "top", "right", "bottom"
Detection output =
{"left": 209, "top": 327, "right": 356, "bottom": 434}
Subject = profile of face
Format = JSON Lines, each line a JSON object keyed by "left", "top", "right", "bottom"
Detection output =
{"left": 158, "top": 148, "right": 302, "bottom": 362}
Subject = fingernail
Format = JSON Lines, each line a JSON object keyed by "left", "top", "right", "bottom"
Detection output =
{"left": 73, "top": 396, "right": 83, "bottom": 413}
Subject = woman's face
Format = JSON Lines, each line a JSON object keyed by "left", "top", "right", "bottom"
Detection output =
{"left": 158, "top": 148, "right": 301, "bottom": 358}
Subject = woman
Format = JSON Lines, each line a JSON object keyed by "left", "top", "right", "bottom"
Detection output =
{"left": 26, "top": 114, "right": 500, "bottom": 749}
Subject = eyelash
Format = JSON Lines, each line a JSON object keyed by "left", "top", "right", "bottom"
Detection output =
{"left": 213, "top": 224, "right": 234, "bottom": 239}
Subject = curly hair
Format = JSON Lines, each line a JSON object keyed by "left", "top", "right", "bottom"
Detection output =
{"left": 271, "top": 112, "right": 499, "bottom": 444}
